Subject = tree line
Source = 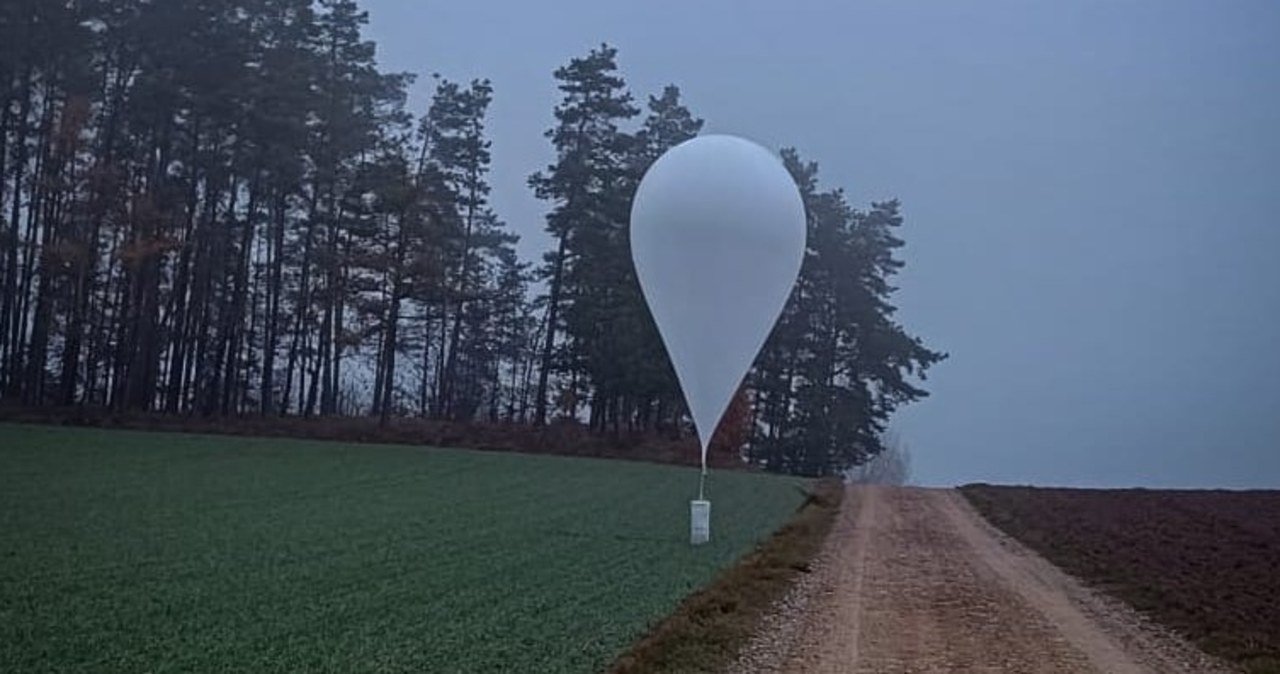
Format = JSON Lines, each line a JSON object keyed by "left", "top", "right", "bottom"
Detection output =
{"left": 0, "top": 0, "right": 944, "bottom": 476}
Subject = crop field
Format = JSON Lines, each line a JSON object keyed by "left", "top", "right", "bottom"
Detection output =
{"left": 961, "top": 484, "right": 1280, "bottom": 673}
{"left": 0, "top": 424, "right": 808, "bottom": 673}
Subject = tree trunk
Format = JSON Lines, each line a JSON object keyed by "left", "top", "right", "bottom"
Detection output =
{"left": 220, "top": 175, "right": 259, "bottom": 414}
{"left": 0, "top": 62, "right": 13, "bottom": 373}
{"left": 261, "top": 190, "right": 286, "bottom": 414}
{"left": 62, "top": 121, "right": 123, "bottom": 405}
{"left": 282, "top": 193, "right": 318, "bottom": 414}
{"left": 418, "top": 311, "right": 433, "bottom": 416}
{"left": 439, "top": 179, "right": 479, "bottom": 419}
{"left": 534, "top": 234, "right": 567, "bottom": 425}
{"left": 23, "top": 89, "right": 79, "bottom": 403}
{"left": 318, "top": 197, "right": 343, "bottom": 416}
{"left": 1, "top": 65, "right": 33, "bottom": 394}
{"left": 378, "top": 286, "right": 401, "bottom": 426}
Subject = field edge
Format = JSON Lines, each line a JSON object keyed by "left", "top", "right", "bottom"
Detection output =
{"left": 0, "top": 407, "right": 747, "bottom": 471}
{"left": 607, "top": 479, "right": 844, "bottom": 674}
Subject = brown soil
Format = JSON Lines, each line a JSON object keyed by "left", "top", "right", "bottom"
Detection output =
{"left": 735, "top": 486, "right": 1234, "bottom": 673}
{"left": 962, "top": 484, "right": 1280, "bottom": 673}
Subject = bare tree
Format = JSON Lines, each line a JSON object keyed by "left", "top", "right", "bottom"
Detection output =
{"left": 848, "top": 431, "right": 912, "bottom": 485}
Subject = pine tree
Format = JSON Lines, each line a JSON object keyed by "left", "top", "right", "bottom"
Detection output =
{"left": 614, "top": 84, "right": 703, "bottom": 433}
{"left": 749, "top": 149, "right": 947, "bottom": 476}
{"left": 528, "top": 44, "right": 638, "bottom": 425}
{"left": 304, "top": 0, "right": 411, "bottom": 416}
{"left": 419, "top": 76, "right": 498, "bottom": 419}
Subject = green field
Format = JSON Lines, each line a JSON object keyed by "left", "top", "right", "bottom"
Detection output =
{"left": 0, "top": 424, "right": 807, "bottom": 673}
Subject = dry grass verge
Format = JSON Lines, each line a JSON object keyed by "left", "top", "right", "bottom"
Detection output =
{"left": 609, "top": 479, "right": 844, "bottom": 673}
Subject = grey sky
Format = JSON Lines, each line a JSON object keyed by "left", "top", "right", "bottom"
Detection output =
{"left": 363, "top": 0, "right": 1280, "bottom": 488}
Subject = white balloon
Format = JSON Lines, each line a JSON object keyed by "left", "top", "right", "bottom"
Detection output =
{"left": 630, "top": 134, "right": 806, "bottom": 466}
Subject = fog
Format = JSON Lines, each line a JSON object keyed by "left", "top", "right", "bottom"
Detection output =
{"left": 364, "top": 0, "right": 1280, "bottom": 488}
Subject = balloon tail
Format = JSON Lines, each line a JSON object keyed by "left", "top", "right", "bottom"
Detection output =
{"left": 698, "top": 460, "right": 707, "bottom": 501}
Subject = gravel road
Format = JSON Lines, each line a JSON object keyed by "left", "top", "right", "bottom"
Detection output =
{"left": 733, "top": 486, "right": 1235, "bottom": 673}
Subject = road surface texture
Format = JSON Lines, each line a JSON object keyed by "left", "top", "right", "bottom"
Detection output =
{"left": 734, "top": 486, "right": 1234, "bottom": 674}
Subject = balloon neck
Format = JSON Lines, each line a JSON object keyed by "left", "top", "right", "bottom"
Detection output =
{"left": 697, "top": 435, "right": 709, "bottom": 500}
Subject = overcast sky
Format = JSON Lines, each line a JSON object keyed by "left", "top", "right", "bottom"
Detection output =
{"left": 362, "top": 0, "right": 1280, "bottom": 489}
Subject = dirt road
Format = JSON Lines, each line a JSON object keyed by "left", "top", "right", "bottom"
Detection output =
{"left": 734, "top": 486, "right": 1232, "bottom": 673}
